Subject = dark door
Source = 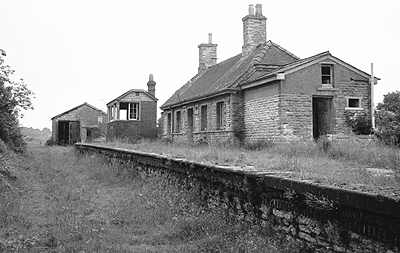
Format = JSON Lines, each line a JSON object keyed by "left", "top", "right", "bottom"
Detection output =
{"left": 58, "top": 121, "right": 70, "bottom": 145}
{"left": 69, "top": 121, "right": 81, "bottom": 144}
{"left": 187, "top": 108, "right": 194, "bottom": 143}
{"left": 312, "top": 97, "right": 333, "bottom": 139}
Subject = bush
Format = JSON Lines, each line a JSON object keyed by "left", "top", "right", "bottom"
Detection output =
{"left": 375, "top": 110, "right": 400, "bottom": 145}
{"left": 0, "top": 50, "right": 33, "bottom": 152}
{"left": 45, "top": 138, "right": 55, "bottom": 146}
{"left": 345, "top": 111, "right": 372, "bottom": 135}
{"left": 375, "top": 91, "right": 400, "bottom": 146}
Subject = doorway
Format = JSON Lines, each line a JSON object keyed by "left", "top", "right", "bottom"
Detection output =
{"left": 57, "top": 121, "right": 81, "bottom": 145}
{"left": 312, "top": 97, "right": 333, "bottom": 140}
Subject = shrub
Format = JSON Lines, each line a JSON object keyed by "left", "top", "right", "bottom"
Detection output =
{"left": 375, "top": 110, "right": 400, "bottom": 145}
{"left": 345, "top": 111, "right": 372, "bottom": 135}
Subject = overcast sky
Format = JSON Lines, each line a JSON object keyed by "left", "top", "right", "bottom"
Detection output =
{"left": 1, "top": 0, "right": 399, "bottom": 129}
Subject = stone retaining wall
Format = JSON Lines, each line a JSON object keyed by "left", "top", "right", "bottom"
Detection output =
{"left": 75, "top": 143, "right": 400, "bottom": 253}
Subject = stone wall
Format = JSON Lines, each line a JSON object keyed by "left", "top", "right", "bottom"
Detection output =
{"left": 243, "top": 83, "right": 281, "bottom": 142}
{"left": 282, "top": 60, "right": 371, "bottom": 139}
{"left": 161, "top": 94, "right": 238, "bottom": 145}
{"left": 75, "top": 143, "right": 400, "bottom": 253}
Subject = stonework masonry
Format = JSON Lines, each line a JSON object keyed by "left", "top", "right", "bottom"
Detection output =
{"left": 76, "top": 143, "right": 400, "bottom": 253}
{"left": 242, "top": 4, "right": 267, "bottom": 56}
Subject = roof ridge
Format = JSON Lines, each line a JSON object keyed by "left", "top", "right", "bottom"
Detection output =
{"left": 268, "top": 40, "right": 301, "bottom": 60}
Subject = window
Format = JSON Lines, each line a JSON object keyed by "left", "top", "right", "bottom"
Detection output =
{"left": 135, "top": 92, "right": 140, "bottom": 96}
{"left": 321, "top": 64, "right": 333, "bottom": 85}
{"left": 119, "top": 102, "right": 129, "bottom": 120}
{"left": 187, "top": 108, "right": 194, "bottom": 130}
{"left": 167, "top": 113, "right": 172, "bottom": 134}
{"left": 175, "top": 110, "right": 182, "bottom": 133}
{"left": 346, "top": 97, "right": 362, "bottom": 109}
{"left": 201, "top": 105, "right": 208, "bottom": 131}
{"left": 216, "top": 102, "right": 224, "bottom": 129}
{"left": 97, "top": 116, "right": 103, "bottom": 124}
{"left": 129, "top": 102, "right": 139, "bottom": 120}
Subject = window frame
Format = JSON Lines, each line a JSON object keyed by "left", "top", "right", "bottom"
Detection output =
{"left": 216, "top": 101, "right": 225, "bottom": 130}
{"left": 321, "top": 64, "right": 334, "bottom": 86}
{"left": 167, "top": 112, "right": 172, "bottom": 134}
{"left": 187, "top": 107, "right": 194, "bottom": 131}
{"left": 345, "top": 97, "right": 363, "bottom": 110}
{"left": 175, "top": 110, "right": 182, "bottom": 133}
{"left": 128, "top": 102, "right": 140, "bottom": 120}
{"left": 200, "top": 105, "right": 208, "bottom": 131}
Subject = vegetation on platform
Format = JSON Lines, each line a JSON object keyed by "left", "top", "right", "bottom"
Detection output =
{"left": 0, "top": 146, "right": 301, "bottom": 252}
{"left": 105, "top": 137, "right": 400, "bottom": 199}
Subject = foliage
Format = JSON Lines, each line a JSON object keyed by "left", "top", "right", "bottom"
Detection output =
{"left": 345, "top": 111, "right": 372, "bottom": 135}
{"left": 0, "top": 50, "right": 33, "bottom": 152}
{"left": 375, "top": 91, "right": 400, "bottom": 145}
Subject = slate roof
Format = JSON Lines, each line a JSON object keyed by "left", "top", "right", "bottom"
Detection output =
{"left": 51, "top": 102, "right": 106, "bottom": 120}
{"left": 161, "top": 40, "right": 300, "bottom": 108}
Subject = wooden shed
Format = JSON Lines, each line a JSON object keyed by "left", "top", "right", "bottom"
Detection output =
{"left": 51, "top": 103, "right": 107, "bottom": 145}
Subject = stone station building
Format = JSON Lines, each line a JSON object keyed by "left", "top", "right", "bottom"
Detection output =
{"left": 160, "top": 4, "right": 379, "bottom": 144}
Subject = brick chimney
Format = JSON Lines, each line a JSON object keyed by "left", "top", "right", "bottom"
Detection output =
{"left": 147, "top": 74, "right": 156, "bottom": 97}
{"left": 242, "top": 4, "right": 267, "bottom": 56}
{"left": 198, "top": 33, "right": 217, "bottom": 74}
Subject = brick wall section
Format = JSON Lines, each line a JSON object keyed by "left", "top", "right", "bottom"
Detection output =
{"left": 106, "top": 101, "right": 157, "bottom": 141}
{"left": 52, "top": 104, "right": 107, "bottom": 143}
{"left": 76, "top": 143, "right": 400, "bottom": 253}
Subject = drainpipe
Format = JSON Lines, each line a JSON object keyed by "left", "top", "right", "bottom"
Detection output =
{"left": 370, "top": 63, "right": 375, "bottom": 130}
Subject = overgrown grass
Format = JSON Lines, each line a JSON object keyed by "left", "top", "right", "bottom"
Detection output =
{"left": 0, "top": 146, "right": 302, "bottom": 252}
{"left": 103, "top": 138, "right": 400, "bottom": 198}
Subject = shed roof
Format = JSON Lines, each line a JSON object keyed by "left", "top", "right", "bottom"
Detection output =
{"left": 51, "top": 102, "right": 106, "bottom": 120}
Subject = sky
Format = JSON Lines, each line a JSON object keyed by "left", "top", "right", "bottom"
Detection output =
{"left": 1, "top": 0, "right": 399, "bottom": 130}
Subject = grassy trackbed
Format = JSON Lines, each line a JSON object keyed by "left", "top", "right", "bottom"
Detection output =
{"left": 0, "top": 146, "right": 301, "bottom": 252}
{"left": 103, "top": 138, "right": 400, "bottom": 200}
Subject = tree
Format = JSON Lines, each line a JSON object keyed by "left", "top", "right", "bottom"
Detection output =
{"left": 376, "top": 91, "right": 400, "bottom": 145}
{"left": 0, "top": 49, "right": 33, "bottom": 151}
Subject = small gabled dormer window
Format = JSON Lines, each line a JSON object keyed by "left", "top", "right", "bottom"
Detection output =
{"left": 321, "top": 64, "right": 333, "bottom": 85}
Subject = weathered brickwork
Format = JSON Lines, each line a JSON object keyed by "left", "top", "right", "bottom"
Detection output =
{"left": 76, "top": 143, "right": 400, "bottom": 253}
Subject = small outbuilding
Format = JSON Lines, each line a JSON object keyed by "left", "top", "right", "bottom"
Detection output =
{"left": 51, "top": 103, "right": 107, "bottom": 145}
{"left": 106, "top": 74, "right": 158, "bottom": 142}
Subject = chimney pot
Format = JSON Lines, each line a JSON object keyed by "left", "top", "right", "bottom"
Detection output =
{"left": 248, "top": 4, "right": 254, "bottom": 15}
{"left": 149, "top": 73, "right": 153, "bottom": 81}
{"left": 208, "top": 33, "right": 212, "bottom": 44}
{"left": 255, "top": 4, "right": 262, "bottom": 16}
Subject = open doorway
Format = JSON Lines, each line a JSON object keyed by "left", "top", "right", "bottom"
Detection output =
{"left": 312, "top": 97, "right": 333, "bottom": 140}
